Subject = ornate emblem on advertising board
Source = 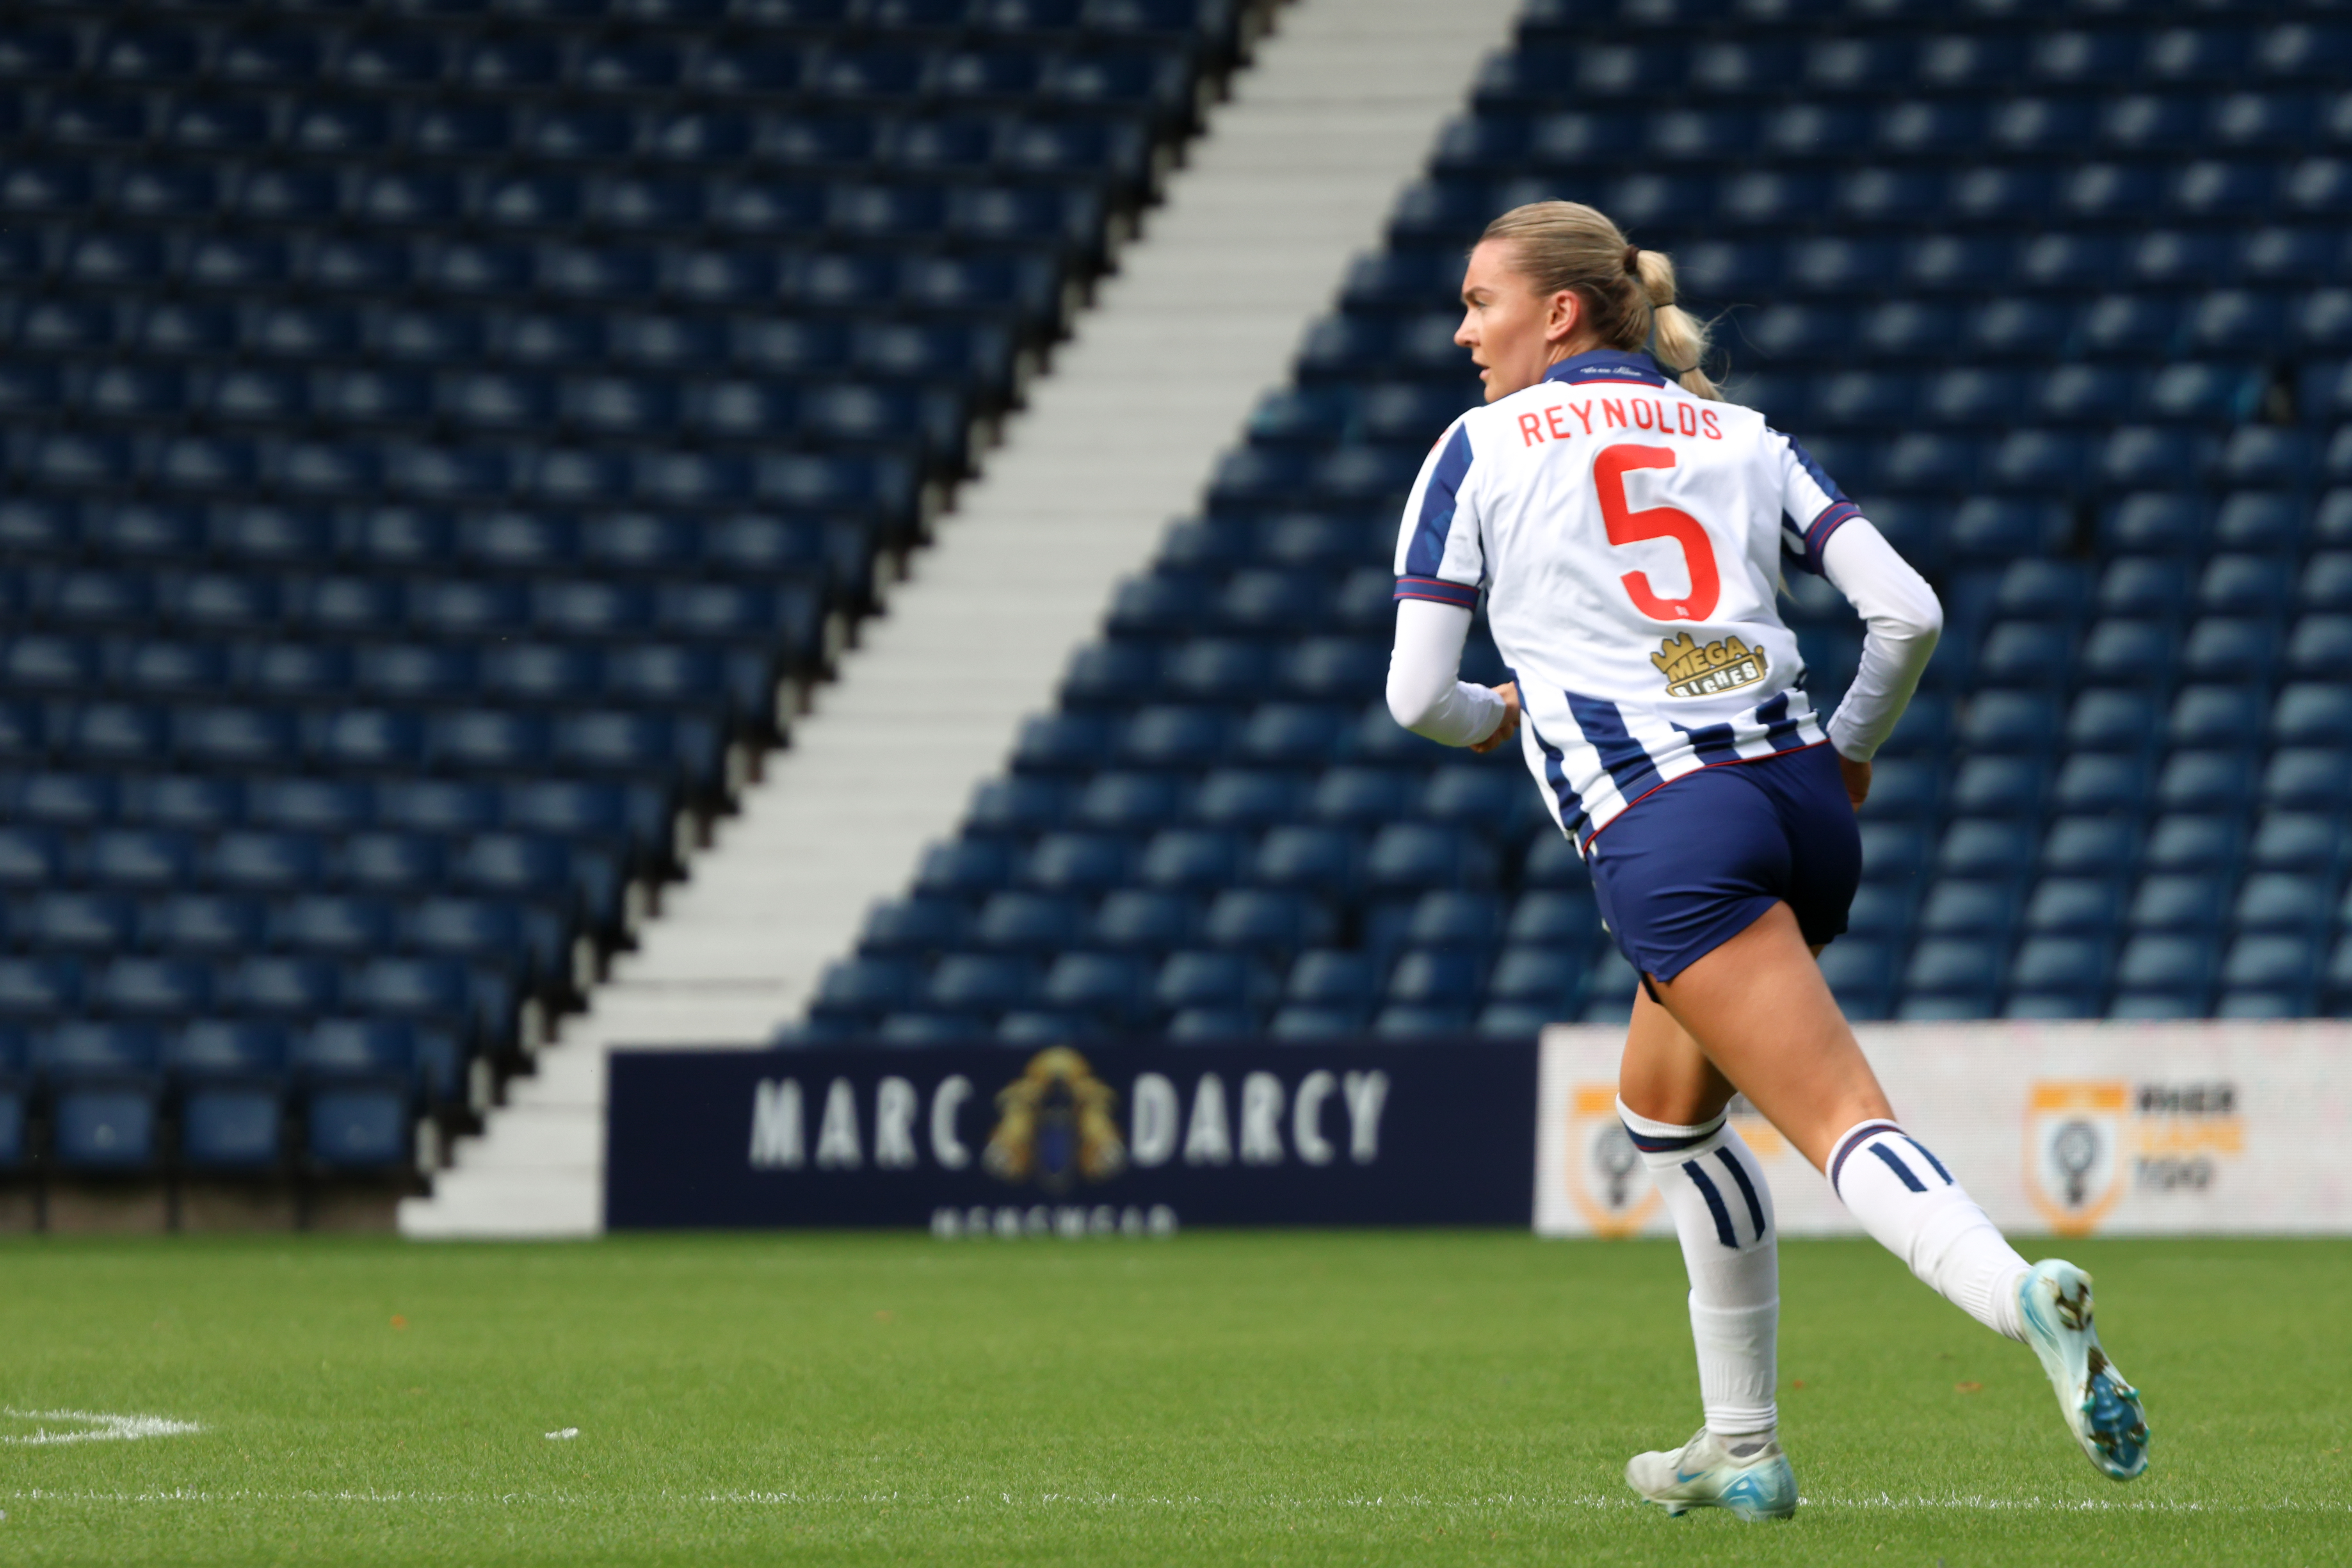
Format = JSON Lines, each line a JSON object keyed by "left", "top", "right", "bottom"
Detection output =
{"left": 984, "top": 1047, "right": 1128, "bottom": 1194}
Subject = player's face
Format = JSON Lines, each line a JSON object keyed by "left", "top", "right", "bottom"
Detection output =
{"left": 1456, "top": 240, "right": 1583, "bottom": 403}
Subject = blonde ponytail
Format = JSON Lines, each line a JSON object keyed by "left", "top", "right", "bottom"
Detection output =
{"left": 1479, "top": 201, "right": 1722, "bottom": 401}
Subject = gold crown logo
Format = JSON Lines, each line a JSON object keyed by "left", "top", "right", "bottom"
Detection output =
{"left": 1652, "top": 632, "right": 1768, "bottom": 699}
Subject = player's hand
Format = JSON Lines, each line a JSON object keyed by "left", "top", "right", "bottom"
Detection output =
{"left": 1839, "top": 754, "right": 1871, "bottom": 811}
{"left": 1471, "top": 682, "right": 1521, "bottom": 754}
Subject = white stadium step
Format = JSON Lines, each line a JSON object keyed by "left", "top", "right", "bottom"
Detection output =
{"left": 400, "top": 0, "right": 1523, "bottom": 1240}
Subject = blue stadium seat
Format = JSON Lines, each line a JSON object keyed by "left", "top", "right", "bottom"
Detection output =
{"left": 1818, "top": 939, "right": 1895, "bottom": 1011}
{"left": 2043, "top": 817, "right": 2142, "bottom": 878}
{"left": 1904, "top": 938, "right": 2003, "bottom": 1000}
{"left": 52, "top": 1081, "right": 162, "bottom": 1171}
{"left": 87, "top": 828, "right": 198, "bottom": 890}
{"left": 2156, "top": 752, "right": 2256, "bottom": 815}
{"left": 2066, "top": 688, "right": 2160, "bottom": 752}
{"left": 1013, "top": 713, "right": 1114, "bottom": 772}
{"left": 966, "top": 777, "right": 1072, "bottom": 837}
{"left": 2026, "top": 877, "right": 2125, "bottom": 936}
{"left": 307, "top": 1086, "right": 412, "bottom": 1170}
{"left": 971, "top": 892, "right": 1086, "bottom": 954}
{"left": 1039, "top": 952, "right": 1151, "bottom": 1028}
{"left": 1948, "top": 757, "right": 2047, "bottom": 818}
{"left": 1155, "top": 950, "right": 1274, "bottom": 1014}
{"left": 2235, "top": 873, "right": 2334, "bottom": 936}
{"left": 2009, "top": 936, "right": 2112, "bottom": 1008}
{"left": 916, "top": 840, "right": 1015, "bottom": 898}
{"left": 1937, "top": 819, "right": 2036, "bottom": 881}
{"left": 1918, "top": 882, "right": 2019, "bottom": 941}
{"left": 2181, "top": 619, "right": 2278, "bottom": 682}
{"left": 1960, "top": 692, "right": 2060, "bottom": 754}
{"left": 2053, "top": 755, "right": 2150, "bottom": 816}
{"left": 1365, "top": 823, "right": 1496, "bottom": 894}
{"left": 1485, "top": 946, "right": 1581, "bottom": 1018}
{"left": 2169, "top": 684, "right": 2267, "bottom": 748}
{"left": 1203, "top": 889, "right": 1330, "bottom": 954}
{"left": 1846, "top": 885, "right": 1914, "bottom": 943}
{"left": 1022, "top": 833, "right": 1133, "bottom": 893}
{"left": 180, "top": 1079, "right": 286, "bottom": 1171}
{"left": 2262, "top": 749, "right": 2351, "bottom": 812}
{"left": 1089, "top": 890, "right": 1197, "bottom": 952}
{"left": 18, "top": 892, "right": 139, "bottom": 952}
{"left": 811, "top": 956, "right": 922, "bottom": 1021}
{"left": 2078, "top": 620, "right": 2179, "bottom": 689}
{"left": 2143, "top": 813, "right": 2246, "bottom": 877}
{"left": 2250, "top": 813, "right": 2342, "bottom": 875}
{"left": 2129, "top": 874, "right": 2228, "bottom": 934}
{"left": 2115, "top": 934, "right": 2218, "bottom": 1006}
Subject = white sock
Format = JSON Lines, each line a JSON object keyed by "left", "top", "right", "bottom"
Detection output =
{"left": 1829, "top": 1119, "right": 2029, "bottom": 1342}
{"left": 1619, "top": 1099, "right": 1778, "bottom": 1438}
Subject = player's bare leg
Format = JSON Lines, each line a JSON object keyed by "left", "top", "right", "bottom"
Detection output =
{"left": 1631, "top": 903, "right": 1890, "bottom": 1171}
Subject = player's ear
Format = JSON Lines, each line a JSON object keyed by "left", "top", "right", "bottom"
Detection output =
{"left": 1546, "top": 288, "right": 1581, "bottom": 345}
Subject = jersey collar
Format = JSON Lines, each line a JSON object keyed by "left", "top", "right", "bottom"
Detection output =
{"left": 1541, "top": 350, "right": 1669, "bottom": 388}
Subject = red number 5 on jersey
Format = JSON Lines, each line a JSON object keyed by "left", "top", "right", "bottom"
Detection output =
{"left": 1595, "top": 443, "right": 1719, "bottom": 622}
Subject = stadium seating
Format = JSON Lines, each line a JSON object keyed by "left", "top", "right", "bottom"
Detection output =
{"left": 0, "top": 0, "right": 1248, "bottom": 1187}
{"left": 794, "top": 0, "right": 2352, "bottom": 1041}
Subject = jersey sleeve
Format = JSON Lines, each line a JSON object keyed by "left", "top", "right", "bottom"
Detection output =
{"left": 1392, "top": 417, "right": 1484, "bottom": 610}
{"left": 1771, "top": 427, "right": 1862, "bottom": 578}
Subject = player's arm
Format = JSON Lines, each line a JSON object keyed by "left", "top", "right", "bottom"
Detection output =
{"left": 1819, "top": 518, "right": 1941, "bottom": 804}
{"left": 1388, "top": 416, "right": 1517, "bottom": 749}
{"left": 1386, "top": 597, "right": 1516, "bottom": 749}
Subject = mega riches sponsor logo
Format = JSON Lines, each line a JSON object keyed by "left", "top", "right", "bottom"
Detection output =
{"left": 2026, "top": 1079, "right": 2243, "bottom": 1234}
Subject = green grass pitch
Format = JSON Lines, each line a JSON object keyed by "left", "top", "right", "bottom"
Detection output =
{"left": 0, "top": 1232, "right": 2341, "bottom": 1565}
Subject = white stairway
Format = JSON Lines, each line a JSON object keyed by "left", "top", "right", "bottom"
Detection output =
{"left": 399, "top": 0, "right": 1524, "bottom": 1239}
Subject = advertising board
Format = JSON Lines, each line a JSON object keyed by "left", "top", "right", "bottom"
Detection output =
{"left": 1535, "top": 1021, "right": 2352, "bottom": 1237}
{"left": 607, "top": 1039, "right": 1537, "bottom": 1230}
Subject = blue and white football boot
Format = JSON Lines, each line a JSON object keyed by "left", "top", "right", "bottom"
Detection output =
{"left": 2019, "top": 1258, "right": 2150, "bottom": 1481}
{"left": 1624, "top": 1427, "right": 1798, "bottom": 1520}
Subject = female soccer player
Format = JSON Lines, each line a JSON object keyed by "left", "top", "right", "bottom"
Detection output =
{"left": 1385, "top": 201, "right": 2149, "bottom": 1518}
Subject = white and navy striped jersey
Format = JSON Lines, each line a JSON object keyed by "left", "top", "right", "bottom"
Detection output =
{"left": 1392, "top": 349, "right": 1856, "bottom": 850}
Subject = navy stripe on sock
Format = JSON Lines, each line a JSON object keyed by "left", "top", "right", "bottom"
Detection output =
{"left": 1902, "top": 1135, "right": 1954, "bottom": 1185}
{"left": 1828, "top": 1119, "right": 1904, "bottom": 1196}
{"left": 1866, "top": 1139, "right": 1927, "bottom": 1193}
{"left": 1716, "top": 1146, "right": 1767, "bottom": 1243}
{"left": 1682, "top": 1160, "right": 1738, "bottom": 1248}
{"left": 1621, "top": 1116, "right": 1725, "bottom": 1155}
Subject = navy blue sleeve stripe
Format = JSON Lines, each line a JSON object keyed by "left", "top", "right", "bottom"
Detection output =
{"left": 1777, "top": 428, "right": 1850, "bottom": 503}
{"left": 1402, "top": 422, "right": 1475, "bottom": 578}
{"left": 1715, "top": 1146, "right": 1768, "bottom": 1241}
{"left": 1802, "top": 500, "right": 1860, "bottom": 573}
{"left": 1682, "top": 1160, "right": 1739, "bottom": 1249}
{"left": 1393, "top": 575, "right": 1479, "bottom": 609}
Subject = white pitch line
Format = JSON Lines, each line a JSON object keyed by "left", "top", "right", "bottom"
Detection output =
{"left": 0, "top": 1410, "right": 203, "bottom": 1446}
{"left": 0, "top": 1487, "right": 2343, "bottom": 1515}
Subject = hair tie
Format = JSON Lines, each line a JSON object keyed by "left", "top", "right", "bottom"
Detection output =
{"left": 1623, "top": 244, "right": 1640, "bottom": 275}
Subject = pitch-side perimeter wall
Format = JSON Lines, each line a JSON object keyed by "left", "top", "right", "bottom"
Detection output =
{"left": 600, "top": 1024, "right": 2349, "bottom": 1233}
{"left": 1537, "top": 1022, "right": 2352, "bottom": 1239}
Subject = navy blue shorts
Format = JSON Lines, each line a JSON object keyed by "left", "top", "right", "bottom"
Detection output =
{"left": 1582, "top": 742, "right": 1861, "bottom": 983}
